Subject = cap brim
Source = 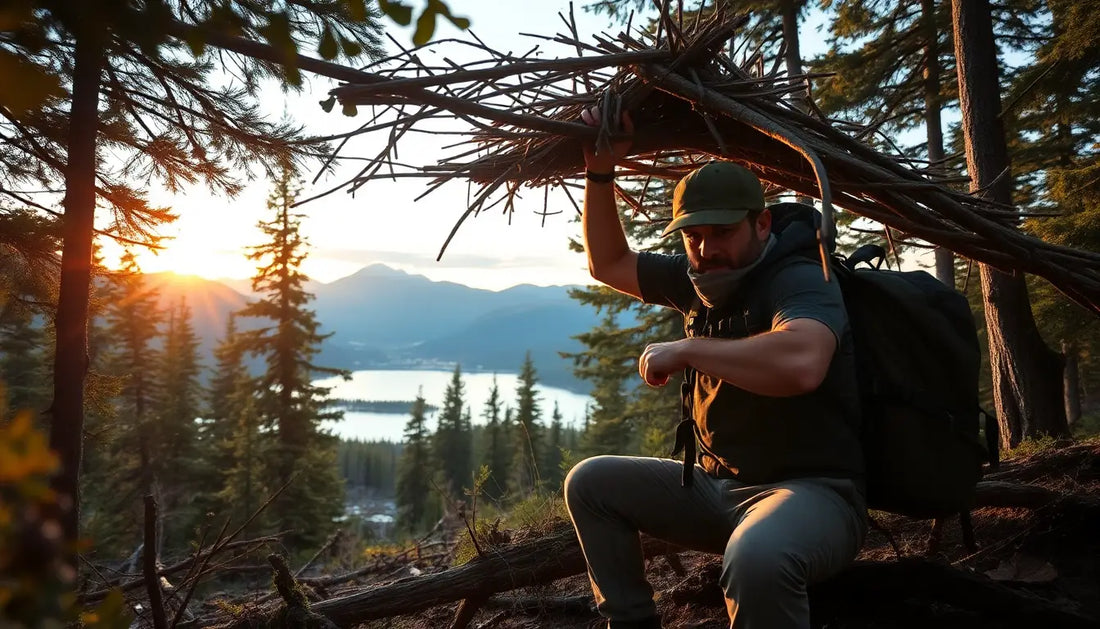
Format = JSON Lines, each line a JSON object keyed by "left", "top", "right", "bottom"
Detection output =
{"left": 660, "top": 209, "right": 750, "bottom": 238}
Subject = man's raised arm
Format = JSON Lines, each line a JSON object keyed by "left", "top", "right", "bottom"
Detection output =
{"left": 580, "top": 108, "right": 642, "bottom": 300}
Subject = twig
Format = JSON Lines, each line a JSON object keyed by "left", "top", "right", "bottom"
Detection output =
{"left": 143, "top": 495, "right": 168, "bottom": 629}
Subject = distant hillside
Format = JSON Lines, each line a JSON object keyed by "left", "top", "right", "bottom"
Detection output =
{"left": 144, "top": 273, "right": 251, "bottom": 373}
{"left": 142, "top": 265, "right": 599, "bottom": 393}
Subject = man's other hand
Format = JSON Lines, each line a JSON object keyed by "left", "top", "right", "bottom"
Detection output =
{"left": 580, "top": 107, "right": 633, "bottom": 174}
{"left": 639, "top": 340, "right": 688, "bottom": 388}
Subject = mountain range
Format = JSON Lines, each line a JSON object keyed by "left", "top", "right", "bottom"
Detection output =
{"left": 148, "top": 264, "right": 601, "bottom": 392}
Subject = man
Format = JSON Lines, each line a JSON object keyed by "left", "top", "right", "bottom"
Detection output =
{"left": 563, "top": 109, "right": 867, "bottom": 629}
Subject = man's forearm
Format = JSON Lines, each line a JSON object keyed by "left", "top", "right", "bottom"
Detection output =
{"left": 677, "top": 323, "right": 836, "bottom": 397}
{"left": 582, "top": 180, "right": 630, "bottom": 277}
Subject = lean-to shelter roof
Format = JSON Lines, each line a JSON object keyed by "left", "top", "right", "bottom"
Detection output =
{"left": 326, "top": 9, "right": 1100, "bottom": 315}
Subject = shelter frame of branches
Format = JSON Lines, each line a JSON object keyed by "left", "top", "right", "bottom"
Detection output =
{"left": 303, "top": 7, "right": 1099, "bottom": 315}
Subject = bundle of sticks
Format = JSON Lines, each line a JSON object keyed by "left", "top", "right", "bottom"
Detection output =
{"left": 326, "top": 7, "right": 1100, "bottom": 314}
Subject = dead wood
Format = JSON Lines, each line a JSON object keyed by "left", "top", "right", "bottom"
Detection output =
{"left": 317, "top": 9, "right": 1100, "bottom": 315}
{"left": 269, "top": 554, "right": 340, "bottom": 629}
{"left": 296, "top": 524, "right": 678, "bottom": 626}
{"left": 143, "top": 495, "right": 168, "bottom": 629}
{"left": 974, "top": 480, "right": 1100, "bottom": 516}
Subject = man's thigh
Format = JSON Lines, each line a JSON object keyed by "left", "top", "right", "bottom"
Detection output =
{"left": 565, "top": 455, "right": 734, "bottom": 553}
{"left": 724, "top": 479, "right": 865, "bottom": 583}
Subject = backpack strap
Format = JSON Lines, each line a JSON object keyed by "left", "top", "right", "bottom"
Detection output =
{"left": 673, "top": 298, "right": 708, "bottom": 488}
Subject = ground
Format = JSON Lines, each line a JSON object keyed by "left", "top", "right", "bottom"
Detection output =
{"left": 190, "top": 441, "right": 1100, "bottom": 629}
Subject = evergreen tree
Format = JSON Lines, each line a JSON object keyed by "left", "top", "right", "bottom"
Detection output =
{"left": 1005, "top": 0, "right": 1100, "bottom": 428}
{"left": 576, "top": 311, "right": 633, "bottom": 457}
{"left": 234, "top": 171, "right": 349, "bottom": 548}
{"left": 951, "top": 0, "right": 1069, "bottom": 446}
{"left": 154, "top": 297, "right": 204, "bottom": 550}
{"left": 511, "top": 352, "right": 543, "bottom": 494}
{"left": 0, "top": 304, "right": 49, "bottom": 419}
{"left": 542, "top": 402, "right": 566, "bottom": 489}
{"left": 215, "top": 373, "right": 269, "bottom": 538}
{"left": 811, "top": 0, "right": 958, "bottom": 284}
{"left": 1, "top": 1, "right": 385, "bottom": 564}
{"left": 396, "top": 390, "right": 435, "bottom": 534}
{"left": 195, "top": 315, "right": 249, "bottom": 518}
{"left": 0, "top": 208, "right": 58, "bottom": 422}
{"left": 432, "top": 364, "right": 472, "bottom": 499}
{"left": 479, "top": 376, "right": 510, "bottom": 501}
{"left": 84, "top": 252, "right": 164, "bottom": 554}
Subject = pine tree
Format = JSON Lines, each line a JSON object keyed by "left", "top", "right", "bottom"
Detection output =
{"left": 951, "top": 0, "right": 1069, "bottom": 446}
{"left": 576, "top": 311, "right": 633, "bottom": 457}
{"left": 511, "top": 352, "right": 543, "bottom": 495}
{"left": 811, "top": 0, "right": 958, "bottom": 283}
{"left": 84, "top": 252, "right": 164, "bottom": 554}
{"left": 542, "top": 402, "right": 565, "bottom": 490}
{"left": 1005, "top": 0, "right": 1100, "bottom": 429}
{"left": 396, "top": 390, "right": 435, "bottom": 534}
{"left": 432, "top": 364, "right": 472, "bottom": 499}
{"left": 1, "top": 1, "right": 385, "bottom": 565}
{"left": 195, "top": 315, "right": 249, "bottom": 519}
{"left": 0, "top": 304, "right": 49, "bottom": 419}
{"left": 154, "top": 298, "right": 203, "bottom": 550}
{"left": 234, "top": 171, "right": 349, "bottom": 548}
{"left": 216, "top": 372, "right": 269, "bottom": 539}
{"left": 479, "top": 376, "right": 510, "bottom": 501}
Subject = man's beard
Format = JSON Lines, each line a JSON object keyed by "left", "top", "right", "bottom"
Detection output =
{"left": 692, "top": 233, "right": 766, "bottom": 273}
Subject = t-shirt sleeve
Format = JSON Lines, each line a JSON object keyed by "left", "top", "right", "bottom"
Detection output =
{"left": 768, "top": 260, "right": 848, "bottom": 339}
{"left": 636, "top": 251, "right": 695, "bottom": 312}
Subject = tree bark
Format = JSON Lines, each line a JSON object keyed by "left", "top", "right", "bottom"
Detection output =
{"left": 780, "top": 0, "right": 814, "bottom": 208}
{"left": 1062, "top": 339, "right": 1081, "bottom": 428}
{"left": 950, "top": 0, "right": 1068, "bottom": 448}
{"left": 49, "top": 23, "right": 103, "bottom": 576}
{"left": 306, "top": 526, "right": 678, "bottom": 626}
{"left": 922, "top": 0, "right": 954, "bottom": 287}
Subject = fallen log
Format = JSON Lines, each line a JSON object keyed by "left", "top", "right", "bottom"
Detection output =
{"left": 975, "top": 480, "right": 1100, "bottom": 516}
{"left": 307, "top": 525, "right": 679, "bottom": 626}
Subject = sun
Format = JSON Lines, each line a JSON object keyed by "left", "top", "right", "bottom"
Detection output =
{"left": 100, "top": 236, "right": 256, "bottom": 281}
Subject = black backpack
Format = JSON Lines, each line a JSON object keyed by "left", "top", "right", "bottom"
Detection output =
{"left": 834, "top": 242, "right": 999, "bottom": 525}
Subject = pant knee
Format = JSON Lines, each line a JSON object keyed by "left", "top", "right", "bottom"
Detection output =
{"left": 563, "top": 455, "right": 614, "bottom": 508}
{"left": 720, "top": 540, "right": 804, "bottom": 601}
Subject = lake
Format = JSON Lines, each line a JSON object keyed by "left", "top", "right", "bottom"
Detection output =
{"left": 315, "top": 369, "right": 593, "bottom": 442}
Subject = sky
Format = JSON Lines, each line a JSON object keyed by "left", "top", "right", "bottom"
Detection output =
{"left": 125, "top": 0, "right": 633, "bottom": 291}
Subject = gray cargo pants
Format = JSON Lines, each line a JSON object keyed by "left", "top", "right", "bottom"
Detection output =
{"left": 564, "top": 455, "right": 866, "bottom": 629}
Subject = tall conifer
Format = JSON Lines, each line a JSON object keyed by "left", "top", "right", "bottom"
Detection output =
{"left": 154, "top": 298, "right": 203, "bottom": 549}
{"left": 234, "top": 171, "right": 348, "bottom": 548}
{"left": 511, "top": 353, "right": 543, "bottom": 494}
{"left": 396, "top": 390, "right": 435, "bottom": 534}
{"left": 432, "top": 364, "right": 472, "bottom": 499}
{"left": 480, "top": 376, "right": 510, "bottom": 501}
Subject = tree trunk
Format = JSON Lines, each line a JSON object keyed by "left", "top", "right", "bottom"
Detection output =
{"left": 49, "top": 26, "right": 103, "bottom": 575}
{"left": 1062, "top": 339, "right": 1081, "bottom": 428}
{"left": 780, "top": 0, "right": 814, "bottom": 208}
{"left": 922, "top": 0, "right": 954, "bottom": 287}
{"left": 950, "top": 0, "right": 1068, "bottom": 448}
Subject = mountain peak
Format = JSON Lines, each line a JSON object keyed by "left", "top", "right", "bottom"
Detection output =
{"left": 354, "top": 263, "right": 409, "bottom": 278}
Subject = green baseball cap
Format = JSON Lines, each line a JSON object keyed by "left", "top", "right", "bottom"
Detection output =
{"left": 661, "top": 161, "right": 765, "bottom": 237}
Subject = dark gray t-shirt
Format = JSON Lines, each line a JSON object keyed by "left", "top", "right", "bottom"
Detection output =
{"left": 637, "top": 251, "right": 864, "bottom": 484}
